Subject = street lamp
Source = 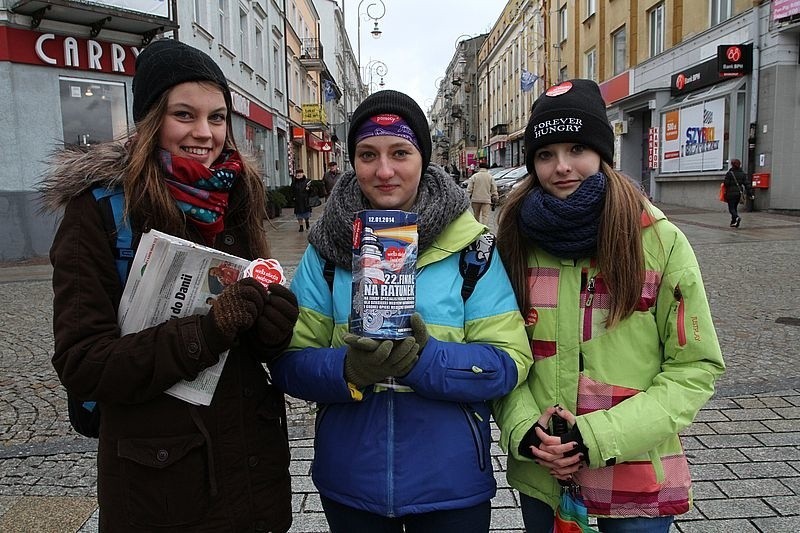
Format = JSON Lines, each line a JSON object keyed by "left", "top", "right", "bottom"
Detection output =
{"left": 356, "top": 0, "right": 386, "bottom": 71}
{"left": 363, "top": 59, "right": 388, "bottom": 94}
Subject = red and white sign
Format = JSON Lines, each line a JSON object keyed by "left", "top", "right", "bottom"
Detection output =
{"left": 647, "top": 128, "right": 660, "bottom": 170}
{"left": 243, "top": 258, "right": 286, "bottom": 287}
{"left": 773, "top": 0, "right": 800, "bottom": 21}
{"left": 0, "top": 27, "right": 139, "bottom": 74}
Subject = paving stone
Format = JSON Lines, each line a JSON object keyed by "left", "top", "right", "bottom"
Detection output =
{"left": 765, "top": 494, "right": 800, "bottom": 516}
{"left": 716, "top": 478, "right": 794, "bottom": 497}
{"left": 685, "top": 448, "right": 749, "bottom": 464}
{"left": 695, "top": 433, "right": 763, "bottom": 448}
{"left": 288, "top": 512, "right": 331, "bottom": 533}
{"left": 706, "top": 420, "right": 771, "bottom": 434}
{"left": 734, "top": 397, "right": 767, "bottom": 409}
{"left": 694, "top": 497, "right": 775, "bottom": 519}
{"left": 675, "top": 519, "right": 758, "bottom": 532}
{"left": 688, "top": 464, "right": 737, "bottom": 481}
{"left": 763, "top": 419, "right": 800, "bottom": 432}
{"left": 680, "top": 436, "right": 705, "bottom": 450}
{"left": 692, "top": 410, "right": 730, "bottom": 422}
{"left": 759, "top": 396, "right": 794, "bottom": 408}
{"left": 723, "top": 408, "right": 782, "bottom": 421}
{"left": 690, "top": 481, "right": 726, "bottom": 500}
{"left": 751, "top": 516, "right": 800, "bottom": 533}
{"left": 680, "top": 422, "right": 713, "bottom": 436}
{"left": 702, "top": 398, "right": 740, "bottom": 410}
{"left": 742, "top": 446, "right": 800, "bottom": 462}
{"left": 773, "top": 406, "right": 800, "bottom": 419}
{"left": 727, "top": 461, "right": 800, "bottom": 479}
{"left": 754, "top": 432, "right": 800, "bottom": 446}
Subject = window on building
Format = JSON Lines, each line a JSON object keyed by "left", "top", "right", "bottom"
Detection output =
{"left": 586, "top": 0, "right": 596, "bottom": 17}
{"left": 59, "top": 78, "right": 127, "bottom": 147}
{"left": 559, "top": 65, "right": 568, "bottom": 83}
{"left": 273, "top": 44, "right": 281, "bottom": 89}
{"left": 239, "top": 8, "right": 249, "bottom": 62}
{"left": 193, "top": 0, "right": 206, "bottom": 26}
{"left": 558, "top": 5, "right": 568, "bottom": 42}
{"left": 649, "top": 3, "right": 665, "bottom": 57}
{"left": 612, "top": 26, "right": 626, "bottom": 75}
{"left": 710, "top": 0, "right": 732, "bottom": 25}
{"left": 585, "top": 48, "right": 596, "bottom": 81}
{"left": 218, "top": 0, "right": 228, "bottom": 46}
{"left": 255, "top": 25, "right": 263, "bottom": 73}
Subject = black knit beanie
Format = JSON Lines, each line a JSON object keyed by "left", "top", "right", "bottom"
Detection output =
{"left": 132, "top": 39, "right": 231, "bottom": 123}
{"left": 524, "top": 79, "right": 613, "bottom": 174}
{"left": 348, "top": 90, "right": 432, "bottom": 171}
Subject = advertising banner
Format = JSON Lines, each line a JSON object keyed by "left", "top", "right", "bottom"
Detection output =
{"left": 661, "top": 97, "right": 725, "bottom": 173}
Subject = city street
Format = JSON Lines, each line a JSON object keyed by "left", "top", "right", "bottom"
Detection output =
{"left": 1, "top": 203, "right": 799, "bottom": 532}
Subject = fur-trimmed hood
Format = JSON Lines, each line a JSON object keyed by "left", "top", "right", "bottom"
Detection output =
{"left": 38, "top": 142, "right": 129, "bottom": 212}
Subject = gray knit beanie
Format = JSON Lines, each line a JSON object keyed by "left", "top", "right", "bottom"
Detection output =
{"left": 524, "top": 79, "right": 614, "bottom": 173}
{"left": 132, "top": 39, "right": 231, "bottom": 123}
{"left": 348, "top": 90, "right": 432, "bottom": 171}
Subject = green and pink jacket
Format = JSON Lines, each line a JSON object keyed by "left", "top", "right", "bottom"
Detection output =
{"left": 493, "top": 205, "right": 725, "bottom": 518}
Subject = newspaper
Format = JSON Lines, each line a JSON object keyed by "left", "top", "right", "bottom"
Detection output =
{"left": 118, "top": 230, "right": 251, "bottom": 406}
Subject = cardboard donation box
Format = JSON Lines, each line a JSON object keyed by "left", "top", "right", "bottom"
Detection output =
{"left": 350, "top": 210, "right": 418, "bottom": 339}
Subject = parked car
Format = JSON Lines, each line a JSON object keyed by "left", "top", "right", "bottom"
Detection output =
{"left": 462, "top": 166, "right": 510, "bottom": 188}
{"left": 495, "top": 165, "right": 529, "bottom": 202}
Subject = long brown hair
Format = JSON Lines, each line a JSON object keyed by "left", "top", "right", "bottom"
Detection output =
{"left": 497, "top": 161, "right": 649, "bottom": 329}
{"left": 123, "top": 81, "right": 269, "bottom": 259}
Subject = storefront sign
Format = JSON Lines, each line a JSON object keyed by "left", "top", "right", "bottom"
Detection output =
{"left": 292, "top": 127, "right": 305, "bottom": 142}
{"left": 306, "top": 133, "right": 332, "bottom": 152}
{"left": 773, "top": 0, "right": 800, "bottom": 21}
{"left": 717, "top": 44, "right": 752, "bottom": 78}
{"left": 670, "top": 58, "right": 719, "bottom": 96}
{"left": 648, "top": 127, "right": 660, "bottom": 170}
{"left": 230, "top": 89, "right": 273, "bottom": 129}
{"left": 0, "top": 27, "right": 138, "bottom": 73}
{"left": 301, "top": 104, "right": 326, "bottom": 125}
{"left": 599, "top": 70, "right": 632, "bottom": 105}
{"left": 661, "top": 97, "right": 725, "bottom": 173}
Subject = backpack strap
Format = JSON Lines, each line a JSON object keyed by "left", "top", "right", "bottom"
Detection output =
{"left": 91, "top": 185, "right": 134, "bottom": 286}
{"left": 323, "top": 259, "right": 336, "bottom": 292}
{"left": 459, "top": 232, "right": 496, "bottom": 302}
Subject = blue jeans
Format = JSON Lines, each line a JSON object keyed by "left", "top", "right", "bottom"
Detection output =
{"left": 519, "top": 493, "right": 674, "bottom": 533}
{"left": 320, "top": 495, "right": 491, "bottom": 533}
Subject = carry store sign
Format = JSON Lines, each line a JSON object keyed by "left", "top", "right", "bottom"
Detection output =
{"left": 660, "top": 97, "right": 725, "bottom": 173}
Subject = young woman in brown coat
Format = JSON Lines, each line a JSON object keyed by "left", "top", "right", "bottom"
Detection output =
{"left": 40, "top": 39, "right": 298, "bottom": 532}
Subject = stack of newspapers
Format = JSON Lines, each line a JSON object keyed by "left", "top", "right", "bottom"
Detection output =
{"left": 118, "top": 230, "right": 251, "bottom": 406}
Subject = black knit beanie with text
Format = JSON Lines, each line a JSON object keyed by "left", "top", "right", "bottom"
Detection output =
{"left": 132, "top": 39, "right": 231, "bottom": 123}
{"left": 348, "top": 90, "right": 432, "bottom": 171}
{"left": 524, "top": 79, "right": 614, "bottom": 174}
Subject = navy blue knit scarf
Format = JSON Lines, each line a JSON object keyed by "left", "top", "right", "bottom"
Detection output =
{"left": 518, "top": 171, "right": 606, "bottom": 259}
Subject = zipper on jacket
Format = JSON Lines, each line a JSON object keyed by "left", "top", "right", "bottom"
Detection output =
{"left": 585, "top": 276, "right": 596, "bottom": 307}
{"left": 579, "top": 352, "right": 585, "bottom": 372}
{"left": 386, "top": 390, "right": 396, "bottom": 517}
{"left": 459, "top": 403, "right": 487, "bottom": 471}
{"left": 674, "top": 285, "right": 687, "bottom": 346}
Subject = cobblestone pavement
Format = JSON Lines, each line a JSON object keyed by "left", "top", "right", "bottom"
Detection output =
{"left": 1, "top": 204, "right": 798, "bottom": 532}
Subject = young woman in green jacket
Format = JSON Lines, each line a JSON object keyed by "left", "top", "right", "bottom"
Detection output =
{"left": 494, "top": 79, "right": 726, "bottom": 532}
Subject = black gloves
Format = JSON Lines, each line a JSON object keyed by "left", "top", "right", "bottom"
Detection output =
{"left": 244, "top": 283, "right": 299, "bottom": 362}
{"left": 343, "top": 334, "right": 420, "bottom": 389}
{"left": 517, "top": 420, "right": 589, "bottom": 467}
{"left": 518, "top": 422, "right": 547, "bottom": 459}
{"left": 202, "top": 277, "right": 266, "bottom": 345}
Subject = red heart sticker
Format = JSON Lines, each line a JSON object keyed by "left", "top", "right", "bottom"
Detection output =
{"left": 250, "top": 263, "right": 284, "bottom": 287}
{"left": 546, "top": 81, "right": 573, "bottom": 97}
{"left": 384, "top": 246, "right": 406, "bottom": 271}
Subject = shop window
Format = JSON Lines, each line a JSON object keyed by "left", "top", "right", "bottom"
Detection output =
{"left": 59, "top": 78, "right": 127, "bottom": 147}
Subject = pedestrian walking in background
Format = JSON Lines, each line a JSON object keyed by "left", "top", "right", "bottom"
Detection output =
{"left": 270, "top": 89, "right": 531, "bottom": 533}
{"left": 40, "top": 39, "right": 299, "bottom": 533}
{"left": 723, "top": 158, "right": 753, "bottom": 228}
{"left": 494, "top": 79, "right": 725, "bottom": 532}
{"left": 467, "top": 161, "right": 499, "bottom": 225}
{"left": 292, "top": 168, "right": 312, "bottom": 232}
{"left": 322, "top": 160, "right": 340, "bottom": 199}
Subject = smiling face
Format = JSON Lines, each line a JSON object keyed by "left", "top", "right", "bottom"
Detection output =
{"left": 157, "top": 81, "right": 227, "bottom": 168}
{"left": 354, "top": 136, "right": 423, "bottom": 211}
{"left": 532, "top": 142, "right": 602, "bottom": 199}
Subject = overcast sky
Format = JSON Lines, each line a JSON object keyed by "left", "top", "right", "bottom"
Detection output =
{"left": 340, "top": 1, "right": 506, "bottom": 113}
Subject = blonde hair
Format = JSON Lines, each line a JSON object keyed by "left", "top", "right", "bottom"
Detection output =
{"left": 123, "top": 81, "right": 269, "bottom": 258}
{"left": 497, "top": 161, "right": 649, "bottom": 329}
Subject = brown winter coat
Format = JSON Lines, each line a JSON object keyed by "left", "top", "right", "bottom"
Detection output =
{"left": 41, "top": 144, "right": 291, "bottom": 533}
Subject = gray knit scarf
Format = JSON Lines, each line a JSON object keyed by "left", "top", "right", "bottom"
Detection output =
{"left": 308, "top": 164, "right": 470, "bottom": 268}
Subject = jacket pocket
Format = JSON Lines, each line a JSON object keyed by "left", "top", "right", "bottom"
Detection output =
{"left": 459, "top": 403, "right": 488, "bottom": 471}
{"left": 117, "top": 434, "right": 208, "bottom": 527}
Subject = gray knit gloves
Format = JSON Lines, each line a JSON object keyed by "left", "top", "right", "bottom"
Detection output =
{"left": 343, "top": 334, "right": 419, "bottom": 389}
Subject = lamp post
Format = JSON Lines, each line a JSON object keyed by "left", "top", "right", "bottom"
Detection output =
{"left": 363, "top": 59, "right": 388, "bottom": 94}
{"left": 356, "top": 0, "right": 386, "bottom": 72}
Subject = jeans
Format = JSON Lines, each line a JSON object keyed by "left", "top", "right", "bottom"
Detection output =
{"left": 320, "top": 495, "right": 491, "bottom": 533}
{"left": 519, "top": 493, "right": 674, "bottom": 533}
{"left": 727, "top": 199, "right": 740, "bottom": 223}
